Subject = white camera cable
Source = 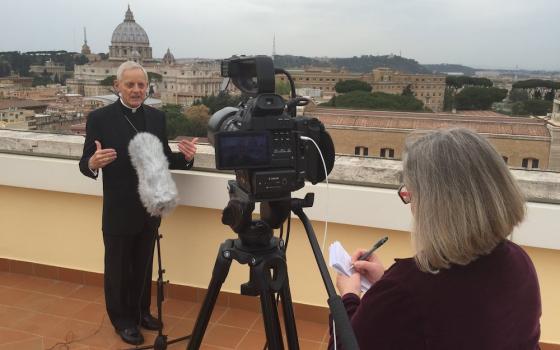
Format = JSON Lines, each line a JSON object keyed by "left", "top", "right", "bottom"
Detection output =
{"left": 299, "top": 135, "right": 330, "bottom": 252}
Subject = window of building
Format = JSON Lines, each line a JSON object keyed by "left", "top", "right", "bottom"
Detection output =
{"left": 355, "top": 146, "right": 369, "bottom": 156}
{"left": 522, "top": 158, "right": 539, "bottom": 169}
{"left": 380, "top": 148, "right": 395, "bottom": 158}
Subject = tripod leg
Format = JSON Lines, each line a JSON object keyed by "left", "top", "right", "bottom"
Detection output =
{"left": 259, "top": 289, "right": 284, "bottom": 350}
{"left": 187, "top": 241, "right": 233, "bottom": 350}
{"left": 278, "top": 278, "right": 299, "bottom": 350}
{"left": 252, "top": 253, "right": 295, "bottom": 350}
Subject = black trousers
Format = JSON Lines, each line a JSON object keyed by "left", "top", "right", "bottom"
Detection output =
{"left": 103, "top": 225, "right": 157, "bottom": 330}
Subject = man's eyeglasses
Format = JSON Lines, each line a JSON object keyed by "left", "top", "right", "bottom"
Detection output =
{"left": 398, "top": 184, "right": 411, "bottom": 204}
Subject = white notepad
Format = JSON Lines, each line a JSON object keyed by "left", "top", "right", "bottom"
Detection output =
{"left": 329, "top": 241, "right": 372, "bottom": 292}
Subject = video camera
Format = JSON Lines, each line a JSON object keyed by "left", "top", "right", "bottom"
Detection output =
{"left": 208, "top": 55, "right": 335, "bottom": 201}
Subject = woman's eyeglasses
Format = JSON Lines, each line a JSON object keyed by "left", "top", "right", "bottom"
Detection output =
{"left": 398, "top": 184, "right": 411, "bottom": 204}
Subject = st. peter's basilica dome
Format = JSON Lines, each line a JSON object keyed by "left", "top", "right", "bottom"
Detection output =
{"left": 109, "top": 6, "right": 153, "bottom": 62}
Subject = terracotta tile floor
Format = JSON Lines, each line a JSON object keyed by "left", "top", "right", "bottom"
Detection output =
{"left": 0, "top": 272, "right": 330, "bottom": 349}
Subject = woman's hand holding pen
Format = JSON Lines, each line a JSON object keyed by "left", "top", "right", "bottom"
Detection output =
{"left": 336, "top": 271, "right": 362, "bottom": 297}
{"left": 335, "top": 249, "right": 385, "bottom": 297}
{"left": 351, "top": 249, "right": 385, "bottom": 284}
{"left": 336, "top": 236, "right": 387, "bottom": 297}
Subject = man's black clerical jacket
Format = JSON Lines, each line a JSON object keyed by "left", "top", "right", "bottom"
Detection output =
{"left": 79, "top": 101, "right": 192, "bottom": 235}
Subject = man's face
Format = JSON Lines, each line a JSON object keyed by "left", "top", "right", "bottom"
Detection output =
{"left": 115, "top": 68, "right": 148, "bottom": 108}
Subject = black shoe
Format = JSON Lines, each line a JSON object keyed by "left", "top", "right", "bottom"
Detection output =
{"left": 116, "top": 326, "right": 144, "bottom": 345}
{"left": 141, "top": 313, "right": 163, "bottom": 331}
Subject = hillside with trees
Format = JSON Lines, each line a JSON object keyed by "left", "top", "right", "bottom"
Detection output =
{"left": 0, "top": 50, "right": 88, "bottom": 86}
{"left": 0, "top": 51, "right": 88, "bottom": 77}
{"left": 273, "top": 54, "right": 430, "bottom": 74}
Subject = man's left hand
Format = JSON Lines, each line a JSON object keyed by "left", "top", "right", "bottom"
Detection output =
{"left": 178, "top": 137, "right": 198, "bottom": 161}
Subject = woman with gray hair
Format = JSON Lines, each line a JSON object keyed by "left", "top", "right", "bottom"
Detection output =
{"left": 331, "top": 128, "right": 541, "bottom": 349}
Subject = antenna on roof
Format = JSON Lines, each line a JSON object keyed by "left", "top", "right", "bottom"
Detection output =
{"left": 272, "top": 34, "right": 276, "bottom": 59}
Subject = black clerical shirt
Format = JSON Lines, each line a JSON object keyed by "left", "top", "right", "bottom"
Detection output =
{"left": 119, "top": 99, "right": 146, "bottom": 133}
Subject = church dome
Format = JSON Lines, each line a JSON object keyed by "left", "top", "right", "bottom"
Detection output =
{"left": 111, "top": 6, "right": 149, "bottom": 45}
{"left": 162, "top": 48, "right": 175, "bottom": 65}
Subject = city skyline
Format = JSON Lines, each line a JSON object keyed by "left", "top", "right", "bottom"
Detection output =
{"left": 1, "top": 0, "right": 559, "bottom": 71}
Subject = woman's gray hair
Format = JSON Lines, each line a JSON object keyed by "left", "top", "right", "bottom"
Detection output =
{"left": 116, "top": 61, "right": 148, "bottom": 81}
{"left": 403, "top": 128, "right": 526, "bottom": 273}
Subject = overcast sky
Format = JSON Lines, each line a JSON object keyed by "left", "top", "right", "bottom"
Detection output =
{"left": 2, "top": 0, "right": 559, "bottom": 70}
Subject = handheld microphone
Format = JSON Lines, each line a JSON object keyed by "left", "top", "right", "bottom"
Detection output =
{"left": 128, "top": 132, "right": 179, "bottom": 217}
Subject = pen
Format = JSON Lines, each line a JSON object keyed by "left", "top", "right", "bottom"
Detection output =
{"left": 352, "top": 236, "right": 388, "bottom": 267}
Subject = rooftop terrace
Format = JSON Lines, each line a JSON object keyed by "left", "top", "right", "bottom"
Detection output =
{"left": 1, "top": 129, "right": 559, "bottom": 349}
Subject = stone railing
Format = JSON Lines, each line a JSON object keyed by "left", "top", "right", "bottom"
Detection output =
{"left": 1, "top": 129, "right": 560, "bottom": 204}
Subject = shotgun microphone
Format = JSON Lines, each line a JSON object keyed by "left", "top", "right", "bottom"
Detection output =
{"left": 128, "top": 132, "right": 179, "bottom": 217}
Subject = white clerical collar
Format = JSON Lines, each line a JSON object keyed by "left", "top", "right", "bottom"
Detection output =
{"left": 120, "top": 98, "right": 141, "bottom": 113}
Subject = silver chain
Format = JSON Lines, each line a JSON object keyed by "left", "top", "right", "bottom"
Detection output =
{"left": 123, "top": 114, "right": 139, "bottom": 133}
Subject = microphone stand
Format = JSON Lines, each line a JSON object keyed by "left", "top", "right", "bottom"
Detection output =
{"left": 124, "top": 233, "right": 191, "bottom": 350}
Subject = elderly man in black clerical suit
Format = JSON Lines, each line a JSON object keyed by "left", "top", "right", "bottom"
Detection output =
{"left": 79, "top": 61, "right": 198, "bottom": 345}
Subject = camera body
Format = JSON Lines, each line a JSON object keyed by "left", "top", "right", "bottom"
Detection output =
{"left": 208, "top": 56, "right": 334, "bottom": 201}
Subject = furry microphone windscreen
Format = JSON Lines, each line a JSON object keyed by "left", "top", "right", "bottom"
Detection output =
{"left": 128, "top": 132, "right": 179, "bottom": 217}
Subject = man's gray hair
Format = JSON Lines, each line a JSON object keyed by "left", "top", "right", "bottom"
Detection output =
{"left": 116, "top": 61, "right": 148, "bottom": 81}
{"left": 403, "top": 128, "right": 525, "bottom": 273}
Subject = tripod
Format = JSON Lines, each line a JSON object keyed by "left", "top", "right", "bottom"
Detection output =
{"left": 187, "top": 216, "right": 298, "bottom": 349}
{"left": 126, "top": 232, "right": 192, "bottom": 350}
{"left": 187, "top": 185, "right": 358, "bottom": 350}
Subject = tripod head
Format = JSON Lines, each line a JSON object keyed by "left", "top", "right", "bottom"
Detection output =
{"left": 222, "top": 180, "right": 291, "bottom": 248}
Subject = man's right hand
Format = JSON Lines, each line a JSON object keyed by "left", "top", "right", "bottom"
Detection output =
{"left": 88, "top": 140, "right": 117, "bottom": 170}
